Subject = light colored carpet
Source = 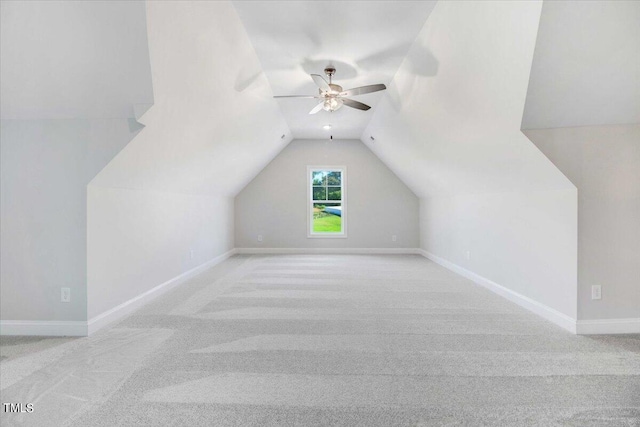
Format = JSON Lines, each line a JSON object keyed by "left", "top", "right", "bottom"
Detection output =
{"left": 0, "top": 336, "right": 79, "bottom": 363}
{"left": 1, "top": 254, "right": 639, "bottom": 426}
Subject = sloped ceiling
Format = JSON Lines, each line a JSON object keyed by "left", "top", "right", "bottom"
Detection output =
{"left": 522, "top": 0, "right": 640, "bottom": 130}
{"left": 232, "top": 1, "right": 437, "bottom": 140}
{"left": 90, "top": 1, "right": 291, "bottom": 197}
{"left": 0, "top": 0, "right": 153, "bottom": 120}
{"left": 363, "top": 0, "right": 574, "bottom": 198}
{"left": 5, "top": 0, "right": 615, "bottom": 201}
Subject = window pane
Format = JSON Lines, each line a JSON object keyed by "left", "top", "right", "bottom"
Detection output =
{"left": 312, "top": 171, "right": 326, "bottom": 186}
{"left": 327, "top": 171, "right": 341, "bottom": 185}
{"left": 327, "top": 186, "right": 341, "bottom": 200}
{"left": 313, "top": 203, "right": 342, "bottom": 233}
{"left": 312, "top": 186, "right": 326, "bottom": 200}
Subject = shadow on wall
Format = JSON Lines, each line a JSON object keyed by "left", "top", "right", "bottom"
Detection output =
{"left": 234, "top": 70, "right": 263, "bottom": 93}
{"left": 234, "top": 51, "right": 271, "bottom": 94}
{"left": 358, "top": 41, "right": 439, "bottom": 78}
{"left": 380, "top": 41, "right": 439, "bottom": 113}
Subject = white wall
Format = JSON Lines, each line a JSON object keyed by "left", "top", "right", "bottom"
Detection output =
{"left": 525, "top": 125, "right": 640, "bottom": 321}
{"left": 2, "top": 0, "right": 289, "bottom": 331}
{"left": 90, "top": 0, "right": 291, "bottom": 197}
{"left": 0, "top": 0, "right": 152, "bottom": 327}
{"left": 522, "top": 1, "right": 640, "bottom": 130}
{"left": 520, "top": 1, "right": 639, "bottom": 326}
{"left": 85, "top": 1, "right": 290, "bottom": 325}
{"left": 87, "top": 187, "right": 233, "bottom": 319}
{"left": 1, "top": 0, "right": 153, "bottom": 120}
{"left": 361, "top": 0, "right": 579, "bottom": 322}
{"left": 421, "top": 190, "right": 578, "bottom": 319}
{"left": 235, "top": 139, "right": 419, "bottom": 249}
{"left": 0, "top": 119, "right": 140, "bottom": 322}
{"left": 363, "top": 0, "right": 572, "bottom": 198}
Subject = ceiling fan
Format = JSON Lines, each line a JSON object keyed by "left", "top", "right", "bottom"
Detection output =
{"left": 274, "top": 67, "right": 386, "bottom": 114}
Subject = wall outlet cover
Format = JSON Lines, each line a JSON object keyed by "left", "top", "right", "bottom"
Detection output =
{"left": 61, "top": 287, "right": 71, "bottom": 303}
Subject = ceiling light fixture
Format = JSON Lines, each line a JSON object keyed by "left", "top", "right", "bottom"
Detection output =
{"left": 323, "top": 124, "right": 332, "bottom": 130}
{"left": 322, "top": 98, "right": 343, "bottom": 112}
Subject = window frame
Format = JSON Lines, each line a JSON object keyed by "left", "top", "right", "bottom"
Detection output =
{"left": 307, "top": 165, "right": 347, "bottom": 239}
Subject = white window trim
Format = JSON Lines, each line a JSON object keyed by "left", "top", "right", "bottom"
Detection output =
{"left": 307, "top": 165, "right": 347, "bottom": 239}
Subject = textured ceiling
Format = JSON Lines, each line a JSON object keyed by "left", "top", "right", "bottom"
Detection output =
{"left": 232, "top": 1, "right": 437, "bottom": 140}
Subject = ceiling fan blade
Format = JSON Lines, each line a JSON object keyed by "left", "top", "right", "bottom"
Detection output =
{"left": 311, "top": 74, "right": 331, "bottom": 91}
{"left": 342, "top": 98, "right": 371, "bottom": 111}
{"left": 309, "top": 101, "right": 325, "bottom": 114}
{"left": 273, "top": 95, "right": 322, "bottom": 98}
{"left": 339, "top": 83, "right": 386, "bottom": 97}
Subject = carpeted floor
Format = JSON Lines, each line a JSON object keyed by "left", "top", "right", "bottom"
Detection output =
{"left": 1, "top": 254, "right": 639, "bottom": 426}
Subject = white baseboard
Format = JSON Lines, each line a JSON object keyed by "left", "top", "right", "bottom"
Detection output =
{"left": 5, "top": 249, "right": 635, "bottom": 337}
{"left": 418, "top": 249, "right": 579, "bottom": 334}
{"left": 576, "top": 318, "right": 640, "bottom": 335}
{"left": 419, "top": 250, "right": 640, "bottom": 335}
{"left": 236, "top": 247, "right": 421, "bottom": 255}
{"left": 87, "top": 248, "right": 237, "bottom": 335}
{"left": 0, "top": 249, "right": 237, "bottom": 337}
{"left": 0, "top": 320, "right": 88, "bottom": 337}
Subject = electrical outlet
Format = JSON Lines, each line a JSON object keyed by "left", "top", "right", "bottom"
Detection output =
{"left": 591, "top": 285, "right": 602, "bottom": 300}
{"left": 466, "top": 251, "right": 471, "bottom": 260}
{"left": 257, "top": 235, "right": 263, "bottom": 242}
{"left": 61, "top": 287, "right": 71, "bottom": 303}
{"left": 392, "top": 235, "right": 397, "bottom": 242}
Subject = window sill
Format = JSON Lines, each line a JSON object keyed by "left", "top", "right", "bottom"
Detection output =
{"left": 307, "top": 234, "right": 348, "bottom": 239}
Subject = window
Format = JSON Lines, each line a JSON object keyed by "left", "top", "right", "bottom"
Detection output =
{"left": 308, "top": 166, "right": 346, "bottom": 238}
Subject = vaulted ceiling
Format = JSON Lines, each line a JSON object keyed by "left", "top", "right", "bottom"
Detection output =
{"left": 363, "top": 0, "right": 574, "bottom": 198}
{"left": 232, "top": 1, "right": 437, "bottom": 140}
{"left": 2, "top": 0, "right": 637, "bottom": 199}
{"left": 90, "top": 1, "right": 291, "bottom": 197}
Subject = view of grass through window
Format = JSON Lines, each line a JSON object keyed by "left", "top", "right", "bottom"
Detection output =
{"left": 311, "top": 170, "right": 343, "bottom": 233}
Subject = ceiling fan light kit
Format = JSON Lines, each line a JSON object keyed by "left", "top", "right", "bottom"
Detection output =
{"left": 323, "top": 98, "right": 343, "bottom": 112}
{"left": 274, "top": 66, "right": 387, "bottom": 114}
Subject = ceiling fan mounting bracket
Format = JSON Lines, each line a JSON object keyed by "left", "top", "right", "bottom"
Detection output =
{"left": 324, "top": 67, "right": 336, "bottom": 78}
{"left": 324, "top": 66, "right": 336, "bottom": 83}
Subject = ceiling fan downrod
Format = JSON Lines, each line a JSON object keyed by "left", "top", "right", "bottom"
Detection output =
{"left": 324, "top": 66, "right": 336, "bottom": 84}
